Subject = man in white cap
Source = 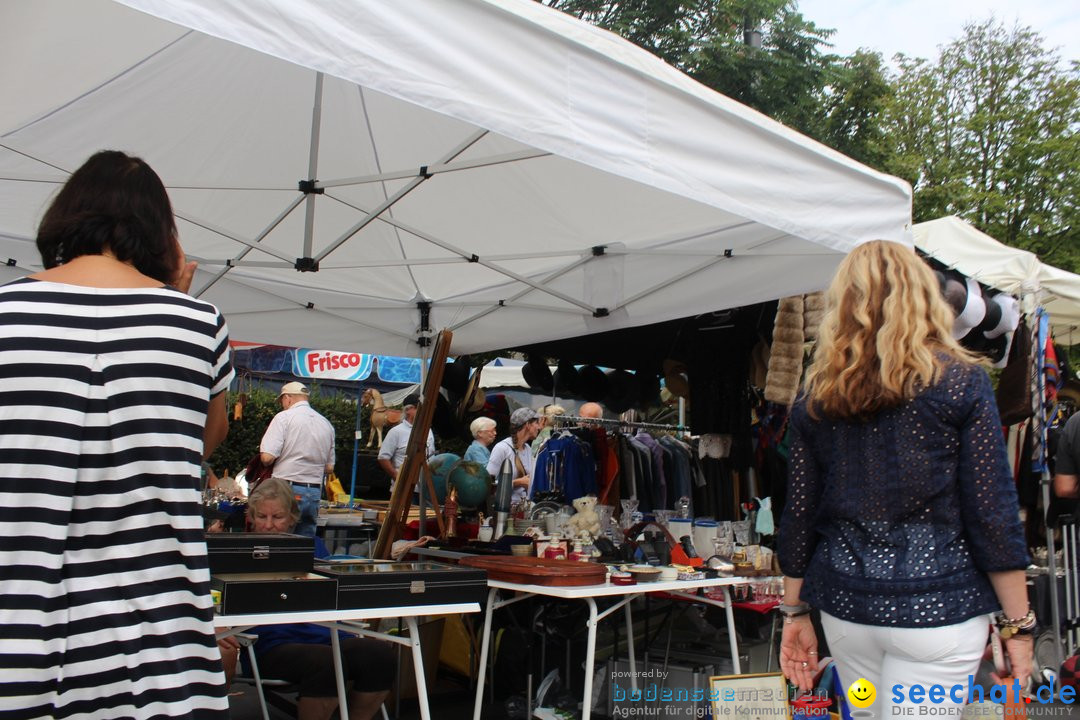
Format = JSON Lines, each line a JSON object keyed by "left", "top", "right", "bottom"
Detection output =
{"left": 487, "top": 407, "right": 541, "bottom": 505}
{"left": 259, "top": 381, "right": 335, "bottom": 536}
{"left": 377, "top": 392, "right": 436, "bottom": 491}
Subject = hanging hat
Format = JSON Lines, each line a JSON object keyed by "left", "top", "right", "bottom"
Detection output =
{"left": 951, "top": 277, "right": 986, "bottom": 340}
{"left": 942, "top": 275, "right": 968, "bottom": 316}
{"left": 973, "top": 291, "right": 1003, "bottom": 336}
{"left": 662, "top": 358, "right": 689, "bottom": 399}
{"left": 430, "top": 392, "right": 460, "bottom": 439}
{"left": 577, "top": 365, "right": 608, "bottom": 402}
{"left": 455, "top": 366, "right": 487, "bottom": 423}
{"left": 933, "top": 269, "right": 948, "bottom": 295}
{"left": 552, "top": 359, "right": 581, "bottom": 397}
{"left": 463, "top": 367, "right": 487, "bottom": 413}
{"left": 636, "top": 372, "right": 662, "bottom": 410}
{"left": 521, "top": 355, "right": 554, "bottom": 395}
{"left": 441, "top": 355, "right": 471, "bottom": 399}
{"left": 984, "top": 294, "right": 1019, "bottom": 339}
{"left": 984, "top": 333, "right": 1010, "bottom": 367}
{"left": 604, "top": 369, "right": 637, "bottom": 414}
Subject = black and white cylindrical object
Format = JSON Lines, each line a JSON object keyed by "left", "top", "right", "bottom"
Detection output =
{"left": 493, "top": 457, "right": 514, "bottom": 540}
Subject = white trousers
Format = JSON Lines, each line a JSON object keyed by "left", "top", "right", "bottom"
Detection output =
{"left": 820, "top": 612, "right": 990, "bottom": 718}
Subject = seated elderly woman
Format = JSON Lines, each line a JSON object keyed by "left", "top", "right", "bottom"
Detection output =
{"left": 244, "top": 477, "right": 395, "bottom": 720}
{"left": 464, "top": 416, "right": 497, "bottom": 465}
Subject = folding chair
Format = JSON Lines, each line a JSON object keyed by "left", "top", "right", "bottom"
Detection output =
{"left": 233, "top": 633, "right": 389, "bottom": 720}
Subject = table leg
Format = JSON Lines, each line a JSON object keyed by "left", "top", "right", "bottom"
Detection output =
{"left": 722, "top": 586, "right": 742, "bottom": 674}
{"left": 472, "top": 587, "right": 498, "bottom": 720}
{"left": 624, "top": 601, "right": 637, "bottom": 691}
{"left": 329, "top": 626, "right": 350, "bottom": 717}
{"left": 405, "top": 616, "right": 432, "bottom": 720}
{"left": 582, "top": 597, "right": 599, "bottom": 720}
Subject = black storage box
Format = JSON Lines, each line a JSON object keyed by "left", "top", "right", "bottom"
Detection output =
{"left": 315, "top": 561, "right": 488, "bottom": 610}
{"left": 212, "top": 571, "right": 338, "bottom": 616}
{"left": 206, "top": 532, "right": 315, "bottom": 575}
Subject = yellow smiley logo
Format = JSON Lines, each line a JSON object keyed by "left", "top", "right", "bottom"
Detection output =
{"left": 847, "top": 678, "right": 876, "bottom": 709}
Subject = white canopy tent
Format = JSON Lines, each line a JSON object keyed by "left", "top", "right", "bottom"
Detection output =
{"left": 914, "top": 216, "right": 1080, "bottom": 336}
{"left": 1, "top": 0, "right": 911, "bottom": 357}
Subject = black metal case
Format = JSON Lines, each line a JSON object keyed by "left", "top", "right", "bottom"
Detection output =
{"left": 206, "top": 532, "right": 315, "bottom": 575}
{"left": 315, "top": 561, "right": 488, "bottom": 610}
{"left": 211, "top": 571, "right": 337, "bottom": 615}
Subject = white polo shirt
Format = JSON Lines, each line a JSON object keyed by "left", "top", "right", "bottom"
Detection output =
{"left": 378, "top": 419, "right": 436, "bottom": 471}
{"left": 259, "top": 400, "right": 335, "bottom": 487}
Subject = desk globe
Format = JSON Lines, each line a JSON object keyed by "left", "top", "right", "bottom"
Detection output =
{"left": 428, "top": 453, "right": 491, "bottom": 508}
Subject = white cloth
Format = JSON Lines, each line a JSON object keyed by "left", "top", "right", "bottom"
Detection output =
{"left": 487, "top": 437, "right": 535, "bottom": 505}
{"left": 820, "top": 612, "right": 989, "bottom": 717}
{"left": 259, "top": 400, "right": 335, "bottom": 487}
{"left": 378, "top": 419, "right": 436, "bottom": 471}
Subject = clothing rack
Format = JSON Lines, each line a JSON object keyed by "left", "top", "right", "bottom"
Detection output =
{"left": 550, "top": 414, "right": 687, "bottom": 434}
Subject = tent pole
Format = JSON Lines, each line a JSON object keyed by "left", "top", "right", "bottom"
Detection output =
{"left": 349, "top": 380, "right": 364, "bottom": 514}
{"left": 301, "top": 72, "right": 325, "bottom": 261}
{"left": 1036, "top": 308, "right": 1065, "bottom": 680}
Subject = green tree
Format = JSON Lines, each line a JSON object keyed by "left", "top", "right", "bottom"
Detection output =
{"left": 883, "top": 20, "right": 1080, "bottom": 272}
{"left": 207, "top": 386, "right": 366, "bottom": 486}
{"left": 542, "top": 0, "right": 839, "bottom": 136}
{"left": 814, "top": 49, "right": 894, "bottom": 168}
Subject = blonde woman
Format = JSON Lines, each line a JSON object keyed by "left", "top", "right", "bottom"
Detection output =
{"left": 778, "top": 241, "right": 1031, "bottom": 713}
{"left": 534, "top": 403, "right": 567, "bottom": 446}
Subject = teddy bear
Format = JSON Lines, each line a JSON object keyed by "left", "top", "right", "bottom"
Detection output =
{"left": 567, "top": 494, "right": 602, "bottom": 539}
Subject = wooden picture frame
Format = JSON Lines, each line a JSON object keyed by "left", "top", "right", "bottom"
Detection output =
{"left": 709, "top": 672, "right": 791, "bottom": 719}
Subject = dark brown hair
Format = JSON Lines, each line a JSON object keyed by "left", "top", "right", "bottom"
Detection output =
{"left": 36, "top": 150, "right": 179, "bottom": 283}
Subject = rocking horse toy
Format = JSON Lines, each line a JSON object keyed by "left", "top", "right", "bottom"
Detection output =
{"left": 360, "top": 388, "right": 402, "bottom": 447}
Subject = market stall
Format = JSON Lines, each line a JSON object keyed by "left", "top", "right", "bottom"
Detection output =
{"left": 0, "top": 1, "right": 919, "bottom": 716}
{"left": 1, "top": 0, "right": 910, "bottom": 362}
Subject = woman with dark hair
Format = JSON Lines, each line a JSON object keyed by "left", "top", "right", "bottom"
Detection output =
{"left": 778, "top": 241, "right": 1032, "bottom": 715}
{"left": 244, "top": 478, "right": 395, "bottom": 720}
{"left": 0, "top": 150, "right": 234, "bottom": 718}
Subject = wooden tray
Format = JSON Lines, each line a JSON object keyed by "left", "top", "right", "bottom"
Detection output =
{"left": 459, "top": 556, "right": 607, "bottom": 586}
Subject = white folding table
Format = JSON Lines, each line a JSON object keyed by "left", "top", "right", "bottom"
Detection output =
{"left": 216, "top": 601, "right": 479, "bottom": 720}
{"left": 470, "top": 576, "right": 744, "bottom": 720}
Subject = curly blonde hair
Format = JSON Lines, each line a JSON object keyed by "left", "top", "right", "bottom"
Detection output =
{"left": 805, "top": 240, "right": 979, "bottom": 420}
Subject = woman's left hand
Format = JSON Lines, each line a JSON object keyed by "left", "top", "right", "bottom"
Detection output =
{"left": 780, "top": 615, "right": 819, "bottom": 693}
{"left": 992, "top": 634, "right": 1034, "bottom": 689}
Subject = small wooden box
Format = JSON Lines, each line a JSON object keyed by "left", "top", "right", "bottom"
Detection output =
{"left": 206, "top": 532, "right": 315, "bottom": 575}
{"left": 211, "top": 571, "right": 337, "bottom": 616}
{"left": 316, "top": 561, "right": 488, "bottom": 610}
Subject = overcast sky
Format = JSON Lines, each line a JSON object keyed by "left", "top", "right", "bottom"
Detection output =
{"left": 795, "top": 0, "right": 1079, "bottom": 65}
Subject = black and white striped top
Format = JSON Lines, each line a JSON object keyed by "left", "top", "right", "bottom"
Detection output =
{"left": 0, "top": 277, "right": 234, "bottom": 719}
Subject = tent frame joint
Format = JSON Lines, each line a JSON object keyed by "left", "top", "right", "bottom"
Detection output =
{"left": 592, "top": 245, "right": 607, "bottom": 256}
{"left": 593, "top": 307, "right": 609, "bottom": 318}
{"left": 297, "top": 179, "right": 324, "bottom": 195}
{"left": 417, "top": 300, "right": 433, "bottom": 333}
{"left": 295, "top": 257, "right": 320, "bottom": 272}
